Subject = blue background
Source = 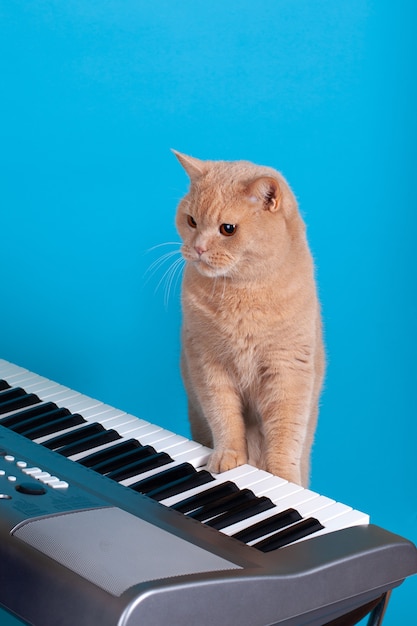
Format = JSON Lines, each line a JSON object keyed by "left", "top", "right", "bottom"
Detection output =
{"left": 1, "top": 1, "right": 416, "bottom": 624}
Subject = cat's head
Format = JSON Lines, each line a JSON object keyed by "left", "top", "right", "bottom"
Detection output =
{"left": 174, "top": 151, "right": 301, "bottom": 282}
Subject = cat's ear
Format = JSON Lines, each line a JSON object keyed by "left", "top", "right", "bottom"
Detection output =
{"left": 245, "top": 177, "right": 282, "bottom": 212}
{"left": 172, "top": 150, "right": 207, "bottom": 180}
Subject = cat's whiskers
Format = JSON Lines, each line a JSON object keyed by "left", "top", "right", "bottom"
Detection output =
{"left": 144, "top": 242, "right": 185, "bottom": 307}
{"left": 158, "top": 256, "right": 185, "bottom": 308}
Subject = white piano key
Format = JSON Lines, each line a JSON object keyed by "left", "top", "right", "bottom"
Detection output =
{"left": 76, "top": 405, "right": 127, "bottom": 422}
{"left": 0, "top": 361, "right": 28, "bottom": 378}
{"left": 52, "top": 393, "right": 102, "bottom": 412}
{"left": 1, "top": 373, "right": 47, "bottom": 389}
{"left": 259, "top": 481, "right": 304, "bottom": 504}
{"left": 295, "top": 495, "right": 337, "bottom": 518}
{"left": 35, "top": 388, "right": 82, "bottom": 406}
{"left": 89, "top": 414, "right": 141, "bottom": 432}
{"left": 114, "top": 421, "right": 163, "bottom": 438}
{"left": 170, "top": 445, "right": 212, "bottom": 466}
{"left": 135, "top": 428, "right": 180, "bottom": 446}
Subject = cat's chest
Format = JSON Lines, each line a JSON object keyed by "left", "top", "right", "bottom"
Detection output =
{"left": 184, "top": 284, "right": 273, "bottom": 355}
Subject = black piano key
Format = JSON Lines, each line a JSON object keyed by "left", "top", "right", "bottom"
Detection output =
{"left": 145, "top": 469, "right": 215, "bottom": 501}
{"left": 232, "top": 508, "right": 303, "bottom": 543}
{"left": 0, "top": 388, "right": 41, "bottom": 415}
{"left": 206, "top": 496, "right": 275, "bottom": 531}
{"left": 171, "top": 481, "right": 239, "bottom": 514}
{"left": 253, "top": 517, "right": 325, "bottom": 553}
{"left": 0, "top": 387, "right": 28, "bottom": 403}
{"left": 106, "top": 452, "right": 172, "bottom": 482}
{"left": 77, "top": 439, "right": 145, "bottom": 468}
{"left": 0, "top": 380, "right": 11, "bottom": 391}
{"left": 42, "top": 423, "right": 108, "bottom": 450}
{"left": 130, "top": 462, "right": 199, "bottom": 495}
{"left": 7, "top": 407, "right": 72, "bottom": 434}
{"left": 56, "top": 429, "right": 121, "bottom": 457}
{"left": 0, "top": 402, "right": 60, "bottom": 428}
{"left": 90, "top": 445, "right": 157, "bottom": 474}
{"left": 22, "top": 413, "right": 86, "bottom": 440}
{"left": 188, "top": 489, "right": 257, "bottom": 522}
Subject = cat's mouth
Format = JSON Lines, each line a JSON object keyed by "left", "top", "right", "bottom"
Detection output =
{"left": 182, "top": 245, "right": 233, "bottom": 278}
{"left": 194, "top": 257, "right": 221, "bottom": 277}
{"left": 193, "top": 256, "right": 234, "bottom": 279}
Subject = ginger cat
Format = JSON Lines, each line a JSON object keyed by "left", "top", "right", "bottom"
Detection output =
{"left": 174, "top": 151, "right": 325, "bottom": 487}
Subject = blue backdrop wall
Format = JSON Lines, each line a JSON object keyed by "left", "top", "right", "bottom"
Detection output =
{"left": 1, "top": 2, "right": 416, "bottom": 624}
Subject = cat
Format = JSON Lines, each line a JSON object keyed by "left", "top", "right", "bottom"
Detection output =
{"left": 173, "top": 151, "right": 325, "bottom": 487}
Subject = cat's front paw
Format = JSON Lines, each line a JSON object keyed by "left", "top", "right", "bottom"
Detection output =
{"left": 207, "top": 448, "right": 247, "bottom": 473}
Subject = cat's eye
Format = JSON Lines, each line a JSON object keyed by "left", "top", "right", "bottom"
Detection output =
{"left": 219, "top": 223, "right": 237, "bottom": 237}
{"left": 187, "top": 215, "right": 197, "bottom": 228}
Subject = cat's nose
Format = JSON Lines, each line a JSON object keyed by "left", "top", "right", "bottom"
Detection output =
{"left": 194, "top": 245, "right": 206, "bottom": 257}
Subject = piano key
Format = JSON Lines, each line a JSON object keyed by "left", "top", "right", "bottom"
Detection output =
{"left": 206, "top": 496, "right": 275, "bottom": 531}
{"left": 232, "top": 508, "right": 303, "bottom": 543}
{"left": 106, "top": 451, "right": 173, "bottom": 482}
{"left": 77, "top": 405, "right": 128, "bottom": 423}
{"left": 253, "top": 517, "right": 325, "bottom": 552}
{"left": 171, "top": 481, "right": 240, "bottom": 513}
{"left": 42, "top": 422, "right": 116, "bottom": 451}
{"left": 0, "top": 402, "right": 61, "bottom": 428}
{"left": 55, "top": 428, "right": 121, "bottom": 458}
{"left": 0, "top": 380, "right": 11, "bottom": 391}
{"left": 220, "top": 488, "right": 321, "bottom": 538}
{"left": 77, "top": 439, "right": 145, "bottom": 467}
{"left": 89, "top": 445, "right": 157, "bottom": 474}
{"left": 161, "top": 464, "right": 260, "bottom": 508}
{"left": 226, "top": 499, "right": 354, "bottom": 549}
{"left": 237, "top": 495, "right": 336, "bottom": 542}
{"left": 0, "top": 387, "right": 31, "bottom": 404}
{"left": 9, "top": 377, "right": 65, "bottom": 397}
{"left": 0, "top": 362, "right": 27, "bottom": 378}
{"left": 41, "top": 389, "right": 97, "bottom": 409}
{"left": 0, "top": 390, "right": 41, "bottom": 415}
{"left": 130, "top": 462, "right": 201, "bottom": 494}
{"left": 311, "top": 509, "right": 370, "bottom": 538}
{"left": 18, "top": 412, "right": 85, "bottom": 440}
{"left": 187, "top": 489, "right": 258, "bottom": 522}
{"left": 145, "top": 469, "right": 214, "bottom": 501}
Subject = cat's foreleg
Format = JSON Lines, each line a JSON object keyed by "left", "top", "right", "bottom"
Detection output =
{"left": 258, "top": 367, "right": 315, "bottom": 487}
{"left": 193, "top": 373, "right": 247, "bottom": 473}
{"left": 187, "top": 399, "right": 213, "bottom": 448}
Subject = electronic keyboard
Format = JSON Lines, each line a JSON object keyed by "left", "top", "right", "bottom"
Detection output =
{"left": 0, "top": 359, "right": 416, "bottom": 626}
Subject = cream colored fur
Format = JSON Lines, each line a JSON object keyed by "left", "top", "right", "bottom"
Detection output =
{"left": 174, "top": 151, "right": 325, "bottom": 487}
